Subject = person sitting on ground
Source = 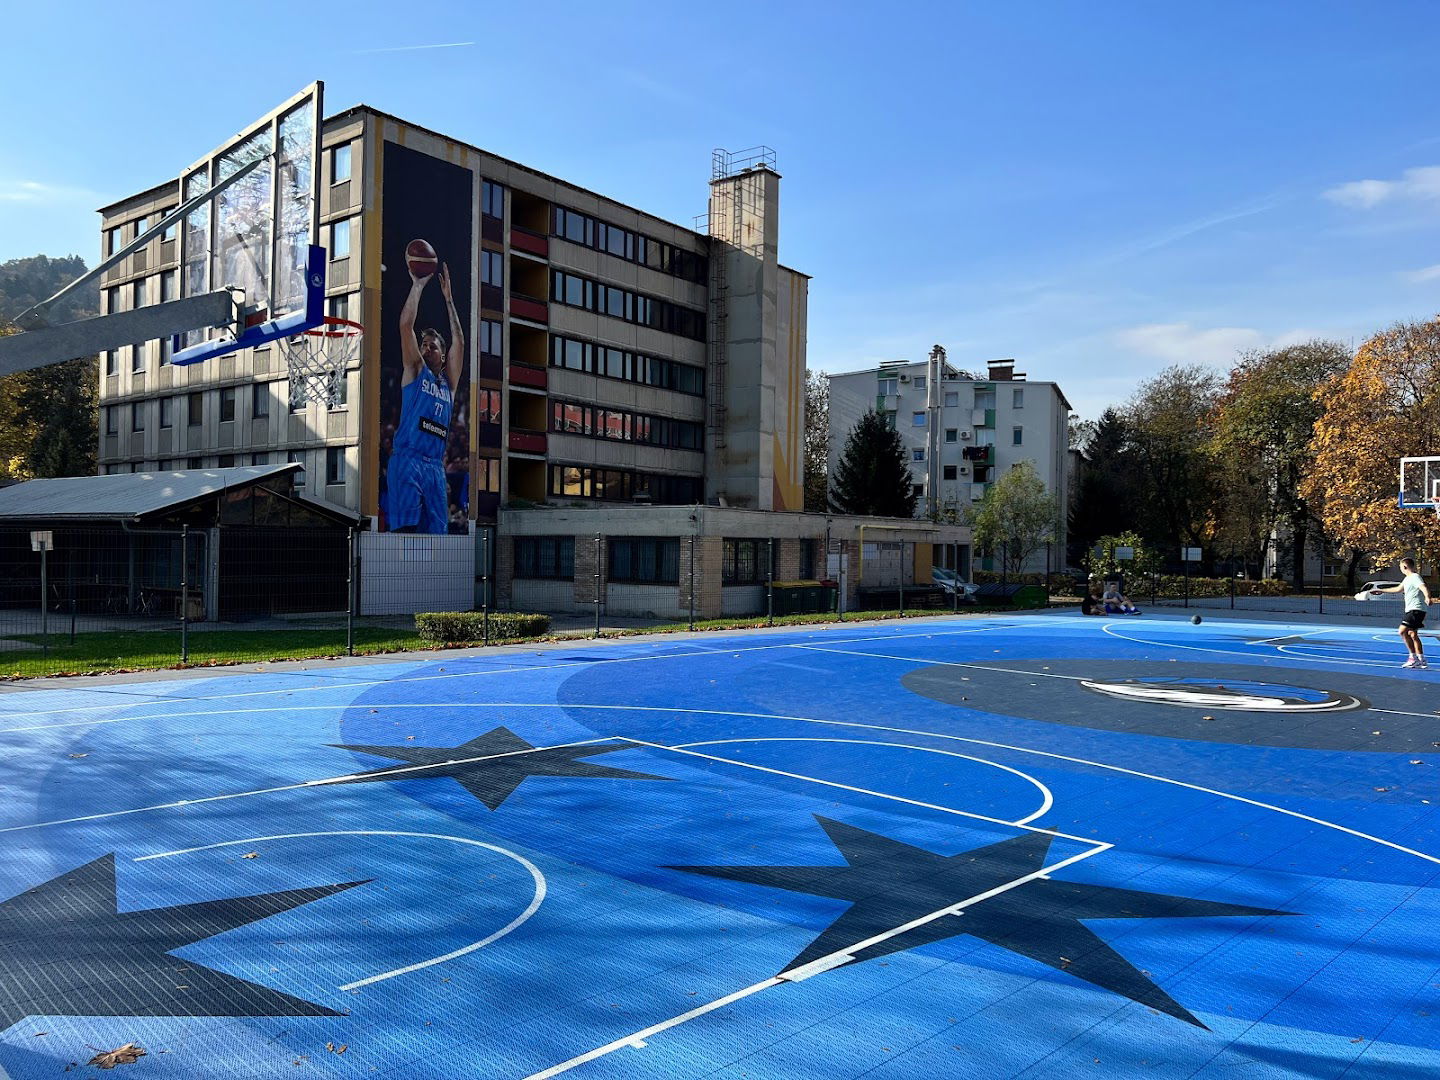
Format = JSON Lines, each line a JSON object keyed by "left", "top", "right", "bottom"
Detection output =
{"left": 1079, "top": 583, "right": 1105, "bottom": 616}
{"left": 1102, "top": 580, "right": 1141, "bottom": 615}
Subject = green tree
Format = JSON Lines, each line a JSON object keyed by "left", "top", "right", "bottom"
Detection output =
{"left": 1068, "top": 407, "right": 1141, "bottom": 561}
{"left": 967, "top": 460, "right": 1060, "bottom": 574}
{"left": 829, "top": 410, "right": 918, "bottom": 517}
{"left": 1210, "top": 341, "right": 1350, "bottom": 587}
{"left": 1125, "top": 364, "right": 1222, "bottom": 556}
{"left": 803, "top": 369, "right": 830, "bottom": 512}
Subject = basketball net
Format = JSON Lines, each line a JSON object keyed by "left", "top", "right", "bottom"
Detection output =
{"left": 281, "top": 317, "right": 362, "bottom": 408}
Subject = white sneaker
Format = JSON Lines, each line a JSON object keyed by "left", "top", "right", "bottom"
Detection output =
{"left": 1403, "top": 657, "right": 1420, "bottom": 668}
{"left": 1419, "top": 659, "right": 1430, "bottom": 670}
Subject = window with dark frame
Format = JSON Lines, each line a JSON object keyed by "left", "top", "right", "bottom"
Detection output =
{"left": 253, "top": 383, "right": 270, "bottom": 419}
{"left": 547, "top": 333, "right": 704, "bottom": 396}
{"left": 332, "top": 144, "right": 352, "bottom": 184}
{"left": 131, "top": 402, "right": 144, "bottom": 432}
{"left": 514, "top": 536, "right": 575, "bottom": 580}
{"left": 325, "top": 447, "right": 345, "bottom": 486}
{"left": 722, "top": 539, "right": 774, "bottom": 585}
{"left": 219, "top": 387, "right": 236, "bottom": 422}
{"left": 608, "top": 538, "right": 680, "bottom": 584}
{"left": 549, "top": 270, "right": 706, "bottom": 342}
{"left": 159, "top": 396, "right": 173, "bottom": 429}
{"left": 187, "top": 392, "right": 203, "bottom": 426}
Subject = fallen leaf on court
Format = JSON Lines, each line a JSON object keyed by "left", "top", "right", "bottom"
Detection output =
{"left": 241, "top": 852, "right": 259, "bottom": 859}
{"left": 33, "top": 1031, "right": 47, "bottom": 1037}
{"left": 1411, "top": 760, "right": 1426, "bottom": 765}
{"left": 87, "top": 1044, "right": 145, "bottom": 1069}
{"left": 67, "top": 753, "right": 88, "bottom": 759}
{"left": 325, "top": 1042, "right": 347, "bottom": 1055}
{"left": 1351, "top": 1037, "right": 1365, "bottom": 1043}
{"left": 1374, "top": 787, "right": 1391, "bottom": 793}
{"left": 1202, "top": 715, "right": 1215, "bottom": 721}
{"left": 406, "top": 736, "right": 416, "bottom": 740}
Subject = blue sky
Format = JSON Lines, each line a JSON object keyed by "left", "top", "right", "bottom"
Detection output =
{"left": 2, "top": 1, "right": 1437, "bottom": 418}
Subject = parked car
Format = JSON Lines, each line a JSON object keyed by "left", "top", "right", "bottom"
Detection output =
{"left": 1356, "top": 580, "right": 1402, "bottom": 600}
{"left": 932, "top": 567, "right": 980, "bottom": 602}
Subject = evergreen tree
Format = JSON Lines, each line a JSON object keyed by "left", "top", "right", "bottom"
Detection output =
{"left": 1068, "top": 408, "right": 1139, "bottom": 561}
{"left": 829, "top": 410, "right": 918, "bottom": 517}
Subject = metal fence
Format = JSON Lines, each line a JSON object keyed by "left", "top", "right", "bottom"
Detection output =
{"left": 1129, "top": 571, "right": 1411, "bottom": 621}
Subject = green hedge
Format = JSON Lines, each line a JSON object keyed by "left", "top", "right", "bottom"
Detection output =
{"left": 415, "top": 611, "right": 551, "bottom": 643}
{"left": 1139, "top": 575, "right": 1290, "bottom": 599}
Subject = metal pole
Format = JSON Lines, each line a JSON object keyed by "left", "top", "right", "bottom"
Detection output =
{"left": 1184, "top": 556, "right": 1190, "bottom": 608}
{"left": 593, "top": 533, "right": 601, "bottom": 638}
{"left": 482, "top": 530, "right": 490, "bottom": 646}
{"left": 1001, "top": 543, "right": 1008, "bottom": 587}
{"left": 1230, "top": 569, "right": 1236, "bottom": 610}
{"left": 68, "top": 553, "right": 76, "bottom": 644}
{"left": 179, "top": 526, "right": 189, "bottom": 664}
{"left": 346, "top": 528, "right": 355, "bottom": 656}
{"left": 953, "top": 543, "right": 960, "bottom": 614}
{"left": 898, "top": 545, "right": 905, "bottom": 615}
{"left": 767, "top": 538, "right": 775, "bottom": 626}
{"left": 1045, "top": 541, "right": 1052, "bottom": 606}
{"left": 39, "top": 544, "right": 48, "bottom": 658}
{"left": 688, "top": 536, "right": 696, "bottom": 631}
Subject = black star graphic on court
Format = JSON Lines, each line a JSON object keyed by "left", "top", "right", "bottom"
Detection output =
{"left": 672, "top": 817, "right": 1292, "bottom": 1028}
{"left": 0, "top": 854, "right": 366, "bottom": 1029}
{"left": 329, "top": 725, "right": 670, "bottom": 810}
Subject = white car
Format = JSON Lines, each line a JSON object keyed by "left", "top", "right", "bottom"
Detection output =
{"left": 933, "top": 567, "right": 980, "bottom": 601}
{"left": 1355, "top": 580, "right": 1401, "bottom": 601}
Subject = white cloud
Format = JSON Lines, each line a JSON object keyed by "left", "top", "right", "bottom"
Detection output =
{"left": 0, "top": 179, "right": 96, "bottom": 204}
{"left": 1402, "top": 263, "right": 1440, "bottom": 284}
{"left": 1323, "top": 166, "right": 1440, "bottom": 209}
{"left": 1113, "top": 322, "right": 1265, "bottom": 367}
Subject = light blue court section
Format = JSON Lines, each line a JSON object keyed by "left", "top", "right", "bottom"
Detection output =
{"left": 0, "top": 614, "right": 1436, "bottom": 1078}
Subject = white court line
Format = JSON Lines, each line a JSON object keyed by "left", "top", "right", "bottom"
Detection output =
{"left": 0, "top": 737, "right": 617, "bottom": 835}
{"left": 630, "top": 738, "right": 1092, "bottom": 846}
{"left": 135, "top": 830, "right": 545, "bottom": 991}
{"left": 13, "top": 699, "right": 1432, "bottom": 866}
{"left": 672, "top": 737, "right": 1054, "bottom": 826}
{"left": 1101, "top": 622, "right": 1405, "bottom": 670}
{"left": 792, "top": 644, "right": 1088, "bottom": 681}
{"left": 0, "top": 623, "right": 1013, "bottom": 733}
{"left": 1247, "top": 628, "right": 1344, "bottom": 646}
{"left": 523, "top": 843, "right": 1108, "bottom": 1079}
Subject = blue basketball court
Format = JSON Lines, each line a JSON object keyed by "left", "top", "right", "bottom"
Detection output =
{"left": 1, "top": 613, "right": 1436, "bottom": 1078}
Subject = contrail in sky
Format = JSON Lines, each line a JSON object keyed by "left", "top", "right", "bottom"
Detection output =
{"left": 354, "top": 41, "right": 476, "bottom": 54}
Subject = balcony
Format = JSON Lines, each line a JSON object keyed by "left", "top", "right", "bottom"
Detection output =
{"left": 510, "top": 293, "right": 548, "bottom": 323}
{"left": 508, "top": 429, "right": 546, "bottom": 456}
{"left": 509, "top": 364, "right": 547, "bottom": 390}
{"left": 510, "top": 226, "right": 548, "bottom": 258}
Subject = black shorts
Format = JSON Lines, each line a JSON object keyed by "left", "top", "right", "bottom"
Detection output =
{"left": 1402, "top": 609, "right": 1426, "bottom": 631}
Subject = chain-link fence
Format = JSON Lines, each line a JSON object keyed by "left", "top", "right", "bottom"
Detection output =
{"left": 1128, "top": 571, "right": 1411, "bottom": 621}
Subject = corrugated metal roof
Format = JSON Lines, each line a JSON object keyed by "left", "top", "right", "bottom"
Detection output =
{"left": 0, "top": 465, "right": 357, "bottom": 523}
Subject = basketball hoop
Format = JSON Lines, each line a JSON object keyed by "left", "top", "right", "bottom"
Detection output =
{"left": 281, "top": 316, "right": 362, "bottom": 408}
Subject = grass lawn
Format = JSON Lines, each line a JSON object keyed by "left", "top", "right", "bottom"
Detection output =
{"left": 0, "top": 604, "right": 1033, "bottom": 679}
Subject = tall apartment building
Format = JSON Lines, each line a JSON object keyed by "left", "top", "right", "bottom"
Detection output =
{"left": 828, "top": 355, "right": 1072, "bottom": 568}
{"left": 93, "top": 108, "right": 809, "bottom": 527}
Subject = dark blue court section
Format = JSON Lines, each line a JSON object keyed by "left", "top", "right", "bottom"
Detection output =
{"left": 1, "top": 614, "right": 1437, "bottom": 1078}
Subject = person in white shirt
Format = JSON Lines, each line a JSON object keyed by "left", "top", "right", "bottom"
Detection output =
{"left": 1373, "top": 558, "right": 1437, "bottom": 669}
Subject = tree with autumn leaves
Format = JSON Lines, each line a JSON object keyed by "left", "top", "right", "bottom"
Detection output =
{"left": 1303, "top": 319, "right": 1440, "bottom": 568}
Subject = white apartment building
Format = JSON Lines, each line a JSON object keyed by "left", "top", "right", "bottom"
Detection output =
{"left": 828, "top": 354, "right": 1071, "bottom": 571}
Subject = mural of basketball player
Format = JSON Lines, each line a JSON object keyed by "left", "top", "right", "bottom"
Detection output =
{"left": 388, "top": 240, "right": 464, "bottom": 533}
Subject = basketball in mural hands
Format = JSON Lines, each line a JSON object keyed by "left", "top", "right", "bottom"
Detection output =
{"left": 406, "top": 238, "right": 438, "bottom": 278}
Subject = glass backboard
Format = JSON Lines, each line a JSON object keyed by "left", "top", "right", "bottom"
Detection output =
{"left": 177, "top": 82, "right": 323, "bottom": 354}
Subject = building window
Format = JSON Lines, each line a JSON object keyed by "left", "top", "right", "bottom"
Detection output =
{"left": 325, "top": 447, "right": 345, "bottom": 486}
{"left": 1013, "top": 388, "right": 1024, "bottom": 408}
{"left": 131, "top": 342, "right": 146, "bottom": 372}
{"left": 945, "top": 428, "right": 958, "bottom": 443}
{"left": 975, "top": 389, "right": 996, "bottom": 410}
{"left": 912, "top": 483, "right": 925, "bottom": 499}
{"left": 187, "top": 392, "right": 203, "bottom": 426}
{"left": 218, "top": 454, "right": 235, "bottom": 468}
{"left": 550, "top": 205, "right": 706, "bottom": 283}
{"left": 331, "top": 144, "right": 352, "bottom": 184}
{"left": 944, "top": 391, "right": 959, "bottom": 407}
{"left": 798, "top": 539, "right": 817, "bottom": 580}
{"left": 131, "top": 402, "right": 144, "bottom": 432}
{"left": 186, "top": 456, "right": 203, "bottom": 469}
{"left": 105, "top": 406, "right": 118, "bottom": 435}
{"left": 158, "top": 460, "right": 172, "bottom": 472}
{"left": 105, "top": 350, "right": 117, "bottom": 376}
{"left": 219, "top": 386, "right": 236, "bottom": 422}
{"left": 913, "top": 375, "right": 926, "bottom": 391}
{"left": 159, "top": 397, "right": 173, "bottom": 429}
{"left": 134, "top": 216, "right": 149, "bottom": 239}
{"left": 477, "top": 456, "right": 500, "bottom": 494}
{"left": 328, "top": 292, "right": 351, "bottom": 322}
{"left": 722, "top": 539, "right": 773, "bottom": 585}
{"left": 480, "top": 319, "right": 502, "bottom": 356}
{"left": 943, "top": 465, "right": 958, "bottom": 480}
{"left": 105, "top": 285, "right": 120, "bottom": 315}
{"left": 287, "top": 451, "right": 306, "bottom": 487}
{"left": 482, "top": 250, "right": 503, "bottom": 287}
{"left": 477, "top": 389, "right": 501, "bottom": 424}
{"left": 108, "top": 226, "right": 123, "bottom": 256}
{"left": 329, "top": 371, "right": 348, "bottom": 409}
{"left": 549, "top": 270, "right": 705, "bottom": 341}
{"left": 912, "top": 412, "right": 925, "bottom": 427}
{"left": 608, "top": 538, "right": 679, "bottom": 584}
{"left": 160, "top": 270, "right": 176, "bottom": 303}
{"left": 253, "top": 383, "right": 270, "bottom": 419}
{"left": 912, "top": 448, "right": 925, "bottom": 462}
{"left": 330, "top": 218, "right": 351, "bottom": 260}
{"left": 1013, "top": 426, "right": 1023, "bottom": 446}
{"left": 547, "top": 333, "right": 704, "bottom": 396}
{"left": 162, "top": 215, "right": 178, "bottom": 242}
{"left": 482, "top": 180, "right": 505, "bottom": 219}
{"left": 515, "top": 536, "right": 574, "bottom": 580}
{"left": 878, "top": 378, "right": 897, "bottom": 396}
{"left": 251, "top": 453, "right": 268, "bottom": 466}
